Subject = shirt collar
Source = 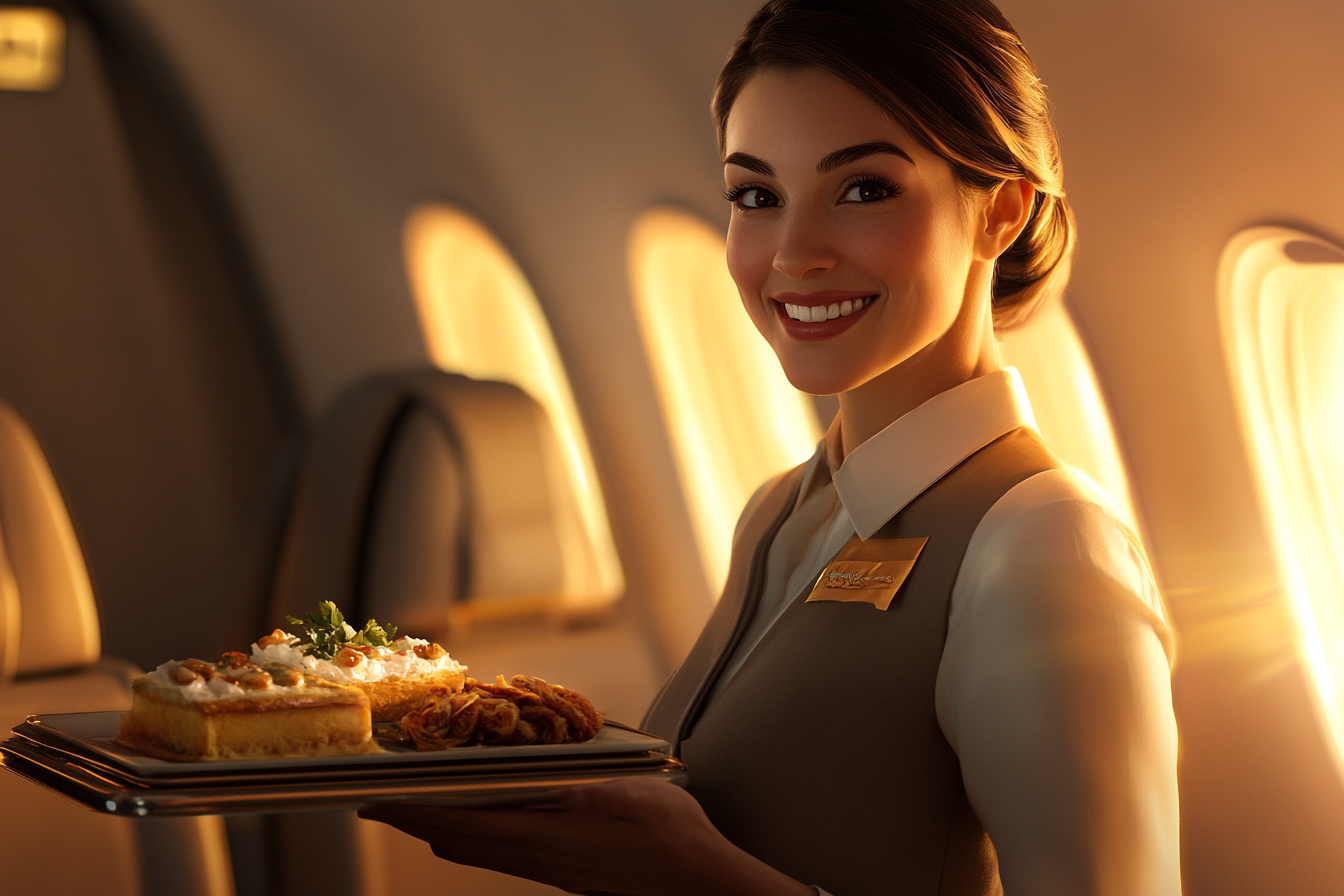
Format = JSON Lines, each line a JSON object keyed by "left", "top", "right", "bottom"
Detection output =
{"left": 832, "top": 368, "right": 1037, "bottom": 539}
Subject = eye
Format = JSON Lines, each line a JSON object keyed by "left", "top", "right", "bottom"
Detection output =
{"left": 723, "top": 184, "right": 780, "bottom": 209}
{"left": 840, "top": 175, "right": 902, "bottom": 204}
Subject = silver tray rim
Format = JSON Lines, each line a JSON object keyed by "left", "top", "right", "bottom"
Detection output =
{"left": 1, "top": 735, "right": 687, "bottom": 816}
{"left": 18, "top": 710, "right": 669, "bottom": 778}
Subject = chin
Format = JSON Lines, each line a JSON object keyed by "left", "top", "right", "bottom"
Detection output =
{"left": 775, "top": 354, "right": 868, "bottom": 397}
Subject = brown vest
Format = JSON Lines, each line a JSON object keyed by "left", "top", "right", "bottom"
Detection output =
{"left": 643, "top": 428, "right": 1060, "bottom": 895}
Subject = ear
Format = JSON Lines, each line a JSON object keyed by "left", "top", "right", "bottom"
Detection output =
{"left": 975, "top": 178, "right": 1035, "bottom": 261}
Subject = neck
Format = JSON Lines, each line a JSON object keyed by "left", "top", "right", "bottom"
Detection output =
{"left": 835, "top": 293, "right": 1000, "bottom": 461}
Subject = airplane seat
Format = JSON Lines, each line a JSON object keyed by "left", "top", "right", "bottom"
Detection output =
{"left": 269, "top": 365, "right": 577, "bottom": 638}
{"left": 263, "top": 367, "right": 582, "bottom": 896}
{"left": 0, "top": 399, "right": 235, "bottom": 896}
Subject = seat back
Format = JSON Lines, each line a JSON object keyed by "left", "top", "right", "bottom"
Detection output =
{"left": 0, "top": 513, "right": 18, "bottom": 683}
{"left": 0, "top": 0, "right": 298, "bottom": 672}
{"left": 270, "top": 367, "right": 581, "bottom": 639}
{"left": 0, "top": 398, "right": 235, "bottom": 896}
{"left": 0, "top": 399, "right": 100, "bottom": 675}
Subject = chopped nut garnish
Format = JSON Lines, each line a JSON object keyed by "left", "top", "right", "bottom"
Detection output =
{"left": 237, "top": 669, "right": 274, "bottom": 690}
{"left": 263, "top": 664, "right": 304, "bottom": 687}
{"left": 169, "top": 663, "right": 200, "bottom": 685}
{"left": 257, "top": 628, "right": 290, "bottom": 649}
{"left": 336, "top": 646, "right": 366, "bottom": 668}
{"left": 181, "top": 658, "right": 216, "bottom": 679}
{"left": 414, "top": 643, "right": 447, "bottom": 661}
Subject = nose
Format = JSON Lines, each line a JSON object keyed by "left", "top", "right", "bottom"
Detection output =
{"left": 772, "top": 205, "right": 839, "bottom": 280}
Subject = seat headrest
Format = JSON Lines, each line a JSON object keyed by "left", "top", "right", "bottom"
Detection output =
{"left": 0, "top": 401, "right": 101, "bottom": 676}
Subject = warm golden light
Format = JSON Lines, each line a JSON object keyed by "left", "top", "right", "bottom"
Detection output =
{"left": 1220, "top": 226, "right": 1344, "bottom": 768}
{"left": 0, "top": 8, "right": 64, "bottom": 92}
{"left": 629, "top": 208, "right": 822, "bottom": 595}
{"left": 996, "top": 300, "right": 1140, "bottom": 531}
{"left": 403, "top": 203, "right": 623, "bottom": 611}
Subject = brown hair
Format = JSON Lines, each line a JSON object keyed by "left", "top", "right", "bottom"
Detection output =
{"left": 715, "top": 0, "right": 1075, "bottom": 329}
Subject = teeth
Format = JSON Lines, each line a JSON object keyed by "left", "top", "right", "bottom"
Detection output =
{"left": 783, "top": 296, "right": 873, "bottom": 322}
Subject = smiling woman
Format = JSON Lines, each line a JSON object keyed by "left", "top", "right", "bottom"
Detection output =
{"left": 363, "top": 3, "right": 1178, "bottom": 894}
{"left": 720, "top": 67, "right": 1028, "bottom": 439}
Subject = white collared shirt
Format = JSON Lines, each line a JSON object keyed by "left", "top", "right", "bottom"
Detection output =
{"left": 708, "top": 369, "right": 1180, "bottom": 896}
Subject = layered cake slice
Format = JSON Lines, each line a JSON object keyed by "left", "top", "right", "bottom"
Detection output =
{"left": 116, "top": 655, "right": 378, "bottom": 761}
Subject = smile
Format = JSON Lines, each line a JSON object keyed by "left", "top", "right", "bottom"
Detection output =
{"left": 782, "top": 296, "right": 876, "bottom": 323}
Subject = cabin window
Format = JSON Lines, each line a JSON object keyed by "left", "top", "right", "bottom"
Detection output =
{"left": 403, "top": 202, "right": 623, "bottom": 609}
{"left": 1220, "top": 226, "right": 1344, "bottom": 758}
{"left": 996, "top": 300, "right": 1140, "bottom": 531}
{"left": 629, "top": 207, "right": 822, "bottom": 595}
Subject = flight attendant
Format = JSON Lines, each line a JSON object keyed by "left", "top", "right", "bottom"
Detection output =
{"left": 362, "top": 2, "right": 1181, "bottom": 893}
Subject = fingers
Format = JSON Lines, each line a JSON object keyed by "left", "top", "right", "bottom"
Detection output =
{"left": 562, "top": 777, "right": 708, "bottom": 829}
{"left": 561, "top": 776, "right": 682, "bottom": 818}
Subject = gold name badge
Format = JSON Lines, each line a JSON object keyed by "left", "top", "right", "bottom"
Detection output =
{"left": 805, "top": 535, "right": 928, "bottom": 611}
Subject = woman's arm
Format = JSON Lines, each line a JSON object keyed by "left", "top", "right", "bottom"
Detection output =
{"left": 937, "top": 470, "right": 1180, "bottom": 896}
{"left": 359, "top": 776, "right": 816, "bottom": 896}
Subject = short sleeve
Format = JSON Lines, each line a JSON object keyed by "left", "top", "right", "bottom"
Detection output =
{"left": 935, "top": 468, "right": 1180, "bottom": 896}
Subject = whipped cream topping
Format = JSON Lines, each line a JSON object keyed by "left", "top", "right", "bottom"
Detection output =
{"left": 250, "top": 635, "right": 465, "bottom": 684}
{"left": 144, "top": 661, "right": 313, "bottom": 702}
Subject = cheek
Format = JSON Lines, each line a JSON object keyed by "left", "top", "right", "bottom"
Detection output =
{"left": 725, "top": 226, "right": 770, "bottom": 315}
{"left": 850, "top": 214, "right": 962, "bottom": 306}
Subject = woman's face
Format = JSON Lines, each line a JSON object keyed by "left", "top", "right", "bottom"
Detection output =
{"left": 723, "top": 67, "right": 994, "bottom": 397}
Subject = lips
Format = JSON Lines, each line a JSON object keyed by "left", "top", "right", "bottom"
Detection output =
{"left": 771, "top": 291, "right": 879, "bottom": 341}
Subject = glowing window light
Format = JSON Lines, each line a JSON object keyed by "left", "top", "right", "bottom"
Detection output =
{"left": 996, "top": 299, "right": 1140, "bottom": 531}
{"left": 403, "top": 203, "right": 623, "bottom": 610}
{"left": 1219, "top": 226, "right": 1344, "bottom": 765}
{"left": 629, "top": 207, "right": 822, "bottom": 596}
{"left": 0, "top": 8, "right": 65, "bottom": 93}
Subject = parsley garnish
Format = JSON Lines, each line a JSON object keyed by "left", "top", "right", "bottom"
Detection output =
{"left": 286, "top": 601, "right": 399, "bottom": 661}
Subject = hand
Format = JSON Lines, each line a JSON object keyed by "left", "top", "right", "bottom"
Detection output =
{"left": 358, "top": 776, "right": 813, "bottom": 896}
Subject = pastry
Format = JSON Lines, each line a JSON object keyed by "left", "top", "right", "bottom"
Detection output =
{"left": 116, "top": 655, "right": 378, "bottom": 761}
{"left": 251, "top": 602, "right": 467, "bottom": 722}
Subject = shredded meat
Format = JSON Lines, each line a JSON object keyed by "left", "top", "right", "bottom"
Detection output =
{"left": 399, "top": 675, "right": 605, "bottom": 750}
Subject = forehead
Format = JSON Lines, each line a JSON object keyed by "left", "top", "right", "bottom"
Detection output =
{"left": 724, "top": 67, "right": 919, "bottom": 163}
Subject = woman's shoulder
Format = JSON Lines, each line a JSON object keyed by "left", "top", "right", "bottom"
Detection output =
{"left": 951, "top": 466, "right": 1173, "bottom": 659}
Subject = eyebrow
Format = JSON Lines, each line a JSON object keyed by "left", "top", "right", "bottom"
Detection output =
{"left": 817, "top": 141, "right": 914, "bottom": 173}
{"left": 723, "top": 152, "right": 774, "bottom": 176}
{"left": 723, "top": 141, "right": 915, "bottom": 177}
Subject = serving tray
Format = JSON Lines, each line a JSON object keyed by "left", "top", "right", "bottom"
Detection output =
{"left": 1, "top": 711, "right": 684, "bottom": 817}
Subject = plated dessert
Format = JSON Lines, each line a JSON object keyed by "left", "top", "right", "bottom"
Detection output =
{"left": 253, "top": 602, "right": 466, "bottom": 722}
{"left": 115, "top": 602, "right": 604, "bottom": 762}
{"left": 116, "top": 656, "right": 377, "bottom": 762}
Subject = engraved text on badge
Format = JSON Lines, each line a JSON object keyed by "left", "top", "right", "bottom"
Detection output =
{"left": 805, "top": 535, "right": 928, "bottom": 611}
